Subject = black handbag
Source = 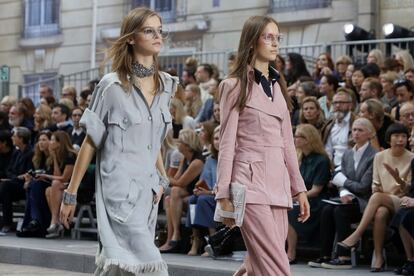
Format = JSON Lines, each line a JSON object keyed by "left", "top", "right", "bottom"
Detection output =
{"left": 206, "top": 226, "right": 244, "bottom": 257}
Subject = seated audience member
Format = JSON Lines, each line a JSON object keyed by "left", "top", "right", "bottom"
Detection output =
{"left": 367, "top": 49, "right": 384, "bottom": 69}
{"left": 351, "top": 68, "right": 365, "bottom": 98}
{"left": 160, "top": 129, "right": 204, "bottom": 253}
{"left": 170, "top": 98, "right": 196, "bottom": 138}
{"left": 0, "top": 130, "right": 13, "bottom": 179}
{"left": 339, "top": 123, "right": 414, "bottom": 272}
{"left": 285, "top": 52, "right": 311, "bottom": 86}
{"left": 78, "top": 88, "right": 92, "bottom": 110}
{"left": 358, "top": 99, "right": 393, "bottom": 150}
{"left": 359, "top": 78, "right": 384, "bottom": 104}
{"left": 395, "top": 50, "right": 414, "bottom": 73}
{"left": 318, "top": 75, "right": 339, "bottom": 120}
{"left": 61, "top": 86, "right": 78, "bottom": 107}
{"left": 380, "top": 71, "right": 399, "bottom": 109}
{"left": 39, "top": 95, "right": 56, "bottom": 109}
{"left": 361, "top": 63, "right": 381, "bottom": 79}
{"left": 70, "top": 107, "right": 86, "bottom": 151}
{"left": 39, "top": 83, "right": 53, "bottom": 100}
{"left": 186, "top": 125, "right": 220, "bottom": 256}
{"left": 405, "top": 68, "right": 414, "bottom": 83}
{"left": 184, "top": 84, "right": 203, "bottom": 118}
{"left": 48, "top": 104, "right": 73, "bottom": 134}
{"left": 399, "top": 102, "right": 414, "bottom": 130}
{"left": 345, "top": 64, "right": 355, "bottom": 91}
{"left": 295, "top": 81, "right": 319, "bottom": 105}
{"left": 33, "top": 104, "right": 52, "bottom": 135}
{"left": 299, "top": 97, "right": 325, "bottom": 131}
{"left": 391, "top": 159, "right": 414, "bottom": 275}
{"left": 211, "top": 98, "right": 220, "bottom": 124}
{"left": 0, "top": 127, "right": 33, "bottom": 233}
{"left": 159, "top": 130, "right": 183, "bottom": 251}
{"left": 0, "top": 96, "right": 17, "bottom": 114}
{"left": 335, "top": 55, "right": 353, "bottom": 84}
{"left": 181, "top": 68, "right": 197, "bottom": 87}
{"left": 0, "top": 111, "right": 11, "bottom": 131}
{"left": 199, "top": 121, "right": 219, "bottom": 157}
{"left": 195, "top": 86, "right": 218, "bottom": 124}
{"left": 309, "top": 118, "right": 377, "bottom": 269}
{"left": 58, "top": 98, "right": 75, "bottom": 112}
{"left": 42, "top": 131, "right": 76, "bottom": 238}
{"left": 8, "top": 104, "right": 34, "bottom": 131}
{"left": 313, "top": 52, "right": 336, "bottom": 84}
{"left": 287, "top": 124, "right": 331, "bottom": 263}
{"left": 322, "top": 91, "right": 355, "bottom": 169}
{"left": 391, "top": 79, "right": 414, "bottom": 121}
{"left": 18, "top": 131, "right": 52, "bottom": 237}
{"left": 195, "top": 63, "right": 217, "bottom": 104}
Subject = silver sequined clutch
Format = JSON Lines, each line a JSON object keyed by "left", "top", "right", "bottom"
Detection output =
{"left": 214, "top": 182, "right": 246, "bottom": 227}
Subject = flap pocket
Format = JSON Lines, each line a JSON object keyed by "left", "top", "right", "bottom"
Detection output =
{"left": 234, "top": 152, "right": 263, "bottom": 163}
{"left": 161, "top": 109, "right": 172, "bottom": 123}
{"left": 108, "top": 110, "right": 142, "bottom": 130}
{"left": 108, "top": 178, "right": 141, "bottom": 223}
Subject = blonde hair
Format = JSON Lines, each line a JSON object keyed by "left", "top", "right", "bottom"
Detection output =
{"left": 35, "top": 104, "right": 52, "bottom": 130}
{"left": 362, "top": 99, "right": 385, "bottom": 126}
{"left": 170, "top": 98, "right": 187, "bottom": 124}
{"left": 295, "top": 124, "right": 329, "bottom": 163}
{"left": 184, "top": 84, "right": 202, "bottom": 117}
{"left": 380, "top": 71, "right": 399, "bottom": 83}
{"left": 178, "top": 128, "right": 202, "bottom": 153}
{"left": 335, "top": 55, "right": 352, "bottom": 66}
{"left": 395, "top": 50, "right": 414, "bottom": 72}
{"left": 353, "top": 117, "right": 376, "bottom": 138}
{"left": 368, "top": 49, "right": 384, "bottom": 67}
{"left": 106, "top": 7, "right": 162, "bottom": 91}
{"left": 1, "top": 95, "right": 17, "bottom": 107}
{"left": 59, "top": 98, "right": 75, "bottom": 111}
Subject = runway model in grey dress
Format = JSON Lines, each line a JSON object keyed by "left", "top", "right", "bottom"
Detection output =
{"left": 80, "top": 71, "right": 177, "bottom": 275}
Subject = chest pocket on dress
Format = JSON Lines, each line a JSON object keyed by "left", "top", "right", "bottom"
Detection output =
{"left": 107, "top": 110, "right": 142, "bottom": 152}
{"left": 159, "top": 109, "right": 172, "bottom": 139}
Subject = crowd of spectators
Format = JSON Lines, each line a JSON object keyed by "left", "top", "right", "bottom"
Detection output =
{"left": 1, "top": 47, "right": 414, "bottom": 274}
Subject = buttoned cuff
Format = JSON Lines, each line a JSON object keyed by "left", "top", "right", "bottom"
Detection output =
{"left": 332, "top": 172, "right": 347, "bottom": 187}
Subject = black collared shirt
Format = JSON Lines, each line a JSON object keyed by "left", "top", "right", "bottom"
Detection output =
{"left": 253, "top": 66, "right": 280, "bottom": 101}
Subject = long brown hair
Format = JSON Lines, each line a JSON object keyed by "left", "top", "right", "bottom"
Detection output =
{"left": 227, "top": 15, "right": 292, "bottom": 112}
{"left": 47, "top": 131, "right": 77, "bottom": 169}
{"left": 106, "top": 7, "right": 162, "bottom": 91}
{"left": 33, "top": 131, "right": 51, "bottom": 169}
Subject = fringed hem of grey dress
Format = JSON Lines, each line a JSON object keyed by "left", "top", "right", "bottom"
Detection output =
{"left": 80, "top": 71, "right": 178, "bottom": 276}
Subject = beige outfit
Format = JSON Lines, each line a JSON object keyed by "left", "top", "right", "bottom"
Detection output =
{"left": 372, "top": 148, "right": 414, "bottom": 210}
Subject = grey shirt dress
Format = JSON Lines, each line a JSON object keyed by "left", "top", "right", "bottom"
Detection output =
{"left": 79, "top": 71, "right": 178, "bottom": 276}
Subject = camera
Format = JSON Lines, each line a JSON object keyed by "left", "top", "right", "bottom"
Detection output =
{"left": 27, "top": 169, "right": 46, "bottom": 178}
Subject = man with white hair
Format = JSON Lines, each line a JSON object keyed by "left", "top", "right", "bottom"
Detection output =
{"left": 309, "top": 118, "right": 378, "bottom": 269}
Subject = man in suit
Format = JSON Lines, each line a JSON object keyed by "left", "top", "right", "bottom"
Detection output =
{"left": 308, "top": 118, "right": 378, "bottom": 269}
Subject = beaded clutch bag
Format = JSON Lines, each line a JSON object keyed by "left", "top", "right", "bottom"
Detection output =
{"left": 214, "top": 182, "right": 246, "bottom": 227}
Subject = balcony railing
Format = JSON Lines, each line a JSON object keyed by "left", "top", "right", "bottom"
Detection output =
{"left": 270, "top": 0, "right": 332, "bottom": 12}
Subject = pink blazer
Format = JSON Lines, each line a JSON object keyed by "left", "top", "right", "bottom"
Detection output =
{"left": 215, "top": 72, "right": 306, "bottom": 208}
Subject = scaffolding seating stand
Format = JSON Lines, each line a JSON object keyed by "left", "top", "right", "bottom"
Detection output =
{"left": 71, "top": 202, "right": 97, "bottom": 240}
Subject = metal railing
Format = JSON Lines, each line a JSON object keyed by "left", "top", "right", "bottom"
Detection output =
{"left": 270, "top": 0, "right": 332, "bottom": 12}
{"left": 18, "top": 37, "right": 414, "bottom": 103}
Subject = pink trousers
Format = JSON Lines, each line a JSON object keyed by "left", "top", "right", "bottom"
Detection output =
{"left": 240, "top": 204, "right": 290, "bottom": 276}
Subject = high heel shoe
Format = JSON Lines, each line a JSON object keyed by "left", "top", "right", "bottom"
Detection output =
{"left": 45, "top": 224, "right": 64, "bottom": 239}
{"left": 159, "top": 240, "right": 181, "bottom": 253}
{"left": 370, "top": 249, "right": 387, "bottom": 273}
{"left": 337, "top": 240, "right": 359, "bottom": 251}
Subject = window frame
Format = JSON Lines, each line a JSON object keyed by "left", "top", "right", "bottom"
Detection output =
{"left": 23, "top": 0, "right": 60, "bottom": 38}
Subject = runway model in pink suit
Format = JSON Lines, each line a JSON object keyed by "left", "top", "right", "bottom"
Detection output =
{"left": 216, "top": 15, "right": 310, "bottom": 276}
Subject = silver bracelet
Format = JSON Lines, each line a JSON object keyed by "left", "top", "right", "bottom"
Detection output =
{"left": 62, "top": 190, "right": 77, "bottom": 205}
{"left": 157, "top": 171, "right": 170, "bottom": 190}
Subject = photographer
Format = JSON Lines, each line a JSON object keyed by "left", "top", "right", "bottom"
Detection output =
{"left": 17, "top": 130, "right": 51, "bottom": 237}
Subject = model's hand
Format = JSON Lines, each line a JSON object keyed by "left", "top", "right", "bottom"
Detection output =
{"left": 60, "top": 203, "right": 76, "bottom": 229}
{"left": 296, "top": 192, "right": 310, "bottom": 223}
{"left": 218, "top": 198, "right": 235, "bottom": 227}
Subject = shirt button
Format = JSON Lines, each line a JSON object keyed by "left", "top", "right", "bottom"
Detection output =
{"left": 123, "top": 117, "right": 128, "bottom": 124}
{"left": 148, "top": 116, "right": 152, "bottom": 121}
{"left": 147, "top": 145, "right": 152, "bottom": 150}
{"left": 150, "top": 173, "right": 154, "bottom": 177}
